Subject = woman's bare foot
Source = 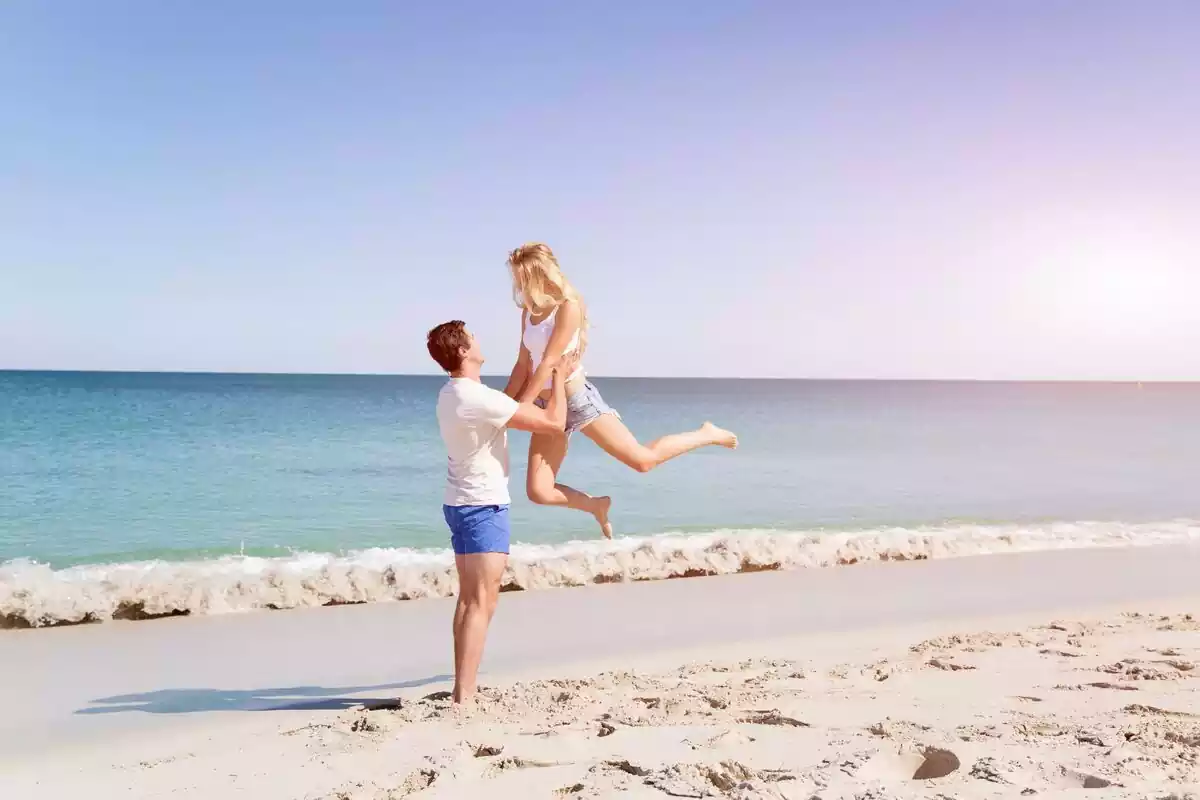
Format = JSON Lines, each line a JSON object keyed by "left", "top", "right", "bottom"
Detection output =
{"left": 592, "top": 496, "right": 613, "bottom": 539}
{"left": 701, "top": 421, "right": 738, "bottom": 449}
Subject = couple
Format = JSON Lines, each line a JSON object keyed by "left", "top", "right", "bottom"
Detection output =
{"left": 427, "top": 242, "right": 738, "bottom": 703}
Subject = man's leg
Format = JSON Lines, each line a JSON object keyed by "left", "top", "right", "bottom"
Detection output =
{"left": 452, "top": 551, "right": 507, "bottom": 703}
{"left": 452, "top": 581, "right": 468, "bottom": 688}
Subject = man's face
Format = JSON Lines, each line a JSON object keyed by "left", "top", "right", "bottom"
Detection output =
{"left": 461, "top": 329, "right": 484, "bottom": 368}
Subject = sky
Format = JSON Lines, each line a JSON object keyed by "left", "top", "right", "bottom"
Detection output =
{"left": 2, "top": 1, "right": 1198, "bottom": 380}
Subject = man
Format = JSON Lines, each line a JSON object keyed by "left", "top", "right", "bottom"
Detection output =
{"left": 426, "top": 320, "right": 574, "bottom": 704}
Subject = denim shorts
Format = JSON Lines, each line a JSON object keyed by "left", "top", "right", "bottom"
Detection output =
{"left": 443, "top": 504, "right": 510, "bottom": 555}
{"left": 537, "top": 380, "right": 620, "bottom": 435}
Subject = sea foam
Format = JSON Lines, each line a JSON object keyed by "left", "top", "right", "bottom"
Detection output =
{"left": 2, "top": 520, "right": 1197, "bottom": 628}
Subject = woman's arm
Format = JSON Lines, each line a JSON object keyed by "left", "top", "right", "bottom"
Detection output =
{"left": 517, "top": 300, "right": 582, "bottom": 405}
{"left": 503, "top": 311, "right": 532, "bottom": 399}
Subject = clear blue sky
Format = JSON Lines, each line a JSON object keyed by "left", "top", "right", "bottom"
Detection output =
{"left": 2, "top": 1, "right": 1198, "bottom": 379}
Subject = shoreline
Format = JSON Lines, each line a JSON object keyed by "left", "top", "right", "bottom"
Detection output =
{"left": 4, "top": 520, "right": 1197, "bottom": 630}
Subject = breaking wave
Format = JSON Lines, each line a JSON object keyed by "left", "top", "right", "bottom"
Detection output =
{"left": 3, "top": 520, "right": 1198, "bottom": 628}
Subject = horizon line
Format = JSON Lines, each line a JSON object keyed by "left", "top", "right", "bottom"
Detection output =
{"left": 0, "top": 368, "right": 1196, "bottom": 385}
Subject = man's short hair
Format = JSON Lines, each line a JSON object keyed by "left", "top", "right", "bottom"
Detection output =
{"left": 427, "top": 320, "right": 470, "bottom": 373}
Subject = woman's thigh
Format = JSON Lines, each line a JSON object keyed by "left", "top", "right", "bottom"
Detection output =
{"left": 527, "top": 430, "right": 569, "bottom": 492}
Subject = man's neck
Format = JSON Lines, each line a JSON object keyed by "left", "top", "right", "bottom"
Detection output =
{"left": 450, "top": 365, "right": 482, "bottom": 382}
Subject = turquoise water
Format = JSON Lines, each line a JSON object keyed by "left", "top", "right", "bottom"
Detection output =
{"left": 3, "top": 371, "right": 1200, "bottom": 567}
{"left": 3, "top": 371, "right": 1200, "bottom": 626}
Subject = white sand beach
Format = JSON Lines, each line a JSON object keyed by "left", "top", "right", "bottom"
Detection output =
{"left": 2, "top": 545, "right": 1198, "bottom": 799}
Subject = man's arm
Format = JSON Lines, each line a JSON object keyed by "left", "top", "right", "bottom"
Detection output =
{"left": 506, "top": 354, "right": 575, "bottom": 434}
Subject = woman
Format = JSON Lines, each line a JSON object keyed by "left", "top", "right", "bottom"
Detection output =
{"left": 502, "top": 242, "right": 738, "bottom": 539}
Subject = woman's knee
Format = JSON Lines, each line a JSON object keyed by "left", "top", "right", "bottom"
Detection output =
{"left": 621, "top": 449, "right": 657, "bottom": 473}
{"left": 526, "top": 478, "right": 557, "bottom": 505}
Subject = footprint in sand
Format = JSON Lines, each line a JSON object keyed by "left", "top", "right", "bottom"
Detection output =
{"left": 737, "top": 709, "right": 810, "bottom": 728}
{"left": 482, "top": 755, "right": 573, "bottom": 779}
{"left": 857, "top": 746, "right": 962, "bottom": 782}
{"left": 385, "top": 768, "right": 438, "bottom": 798}
{"left": 1046, "top": 621, "right": 1094, "bottom": 637}
{"left": 684, "top": 728, "right": 757, "bottom": 750}
{"left": 602, "top": 759, "right": 651, "bottom": 777}
{"left": 471, "top": 743, "right": 504, "bottom": 757}
{"left": 1054, "top": 681, "right": 1140, "bottom": 692}
{"left": 1156, "top": 613, "right": 1200, "bottom": 631}
{"left": 1039, "top": 648, "right": 1085, "bottom": 658}
{"left": 1124, "top": 703, "right": 1200, "bottom": 719}
{"left": 868, "top": 719, "right": 934, "bottom": 738}
{"left": 1097, "top": 659, "right": 1182, "bottom": 681}
{"left": 645, "top": 760, "right": 793, "bottom": 798}
{"left": 1148, "top": 647, "right": 1188, "bottom": 657}
{"left": 1057, "top": 768, "right": 1117, "bottom": 789}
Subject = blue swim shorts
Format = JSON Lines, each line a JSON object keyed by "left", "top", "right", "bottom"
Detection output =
{"left": 443, "top": 504, "right": 511, "bottom": 555}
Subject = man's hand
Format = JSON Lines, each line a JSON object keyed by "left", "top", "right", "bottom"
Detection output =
{"left": 509, "top": 352, "right": 572, "bottom": 434}
{"left": 554, "top": 350, "right": 581, "bottom": 378}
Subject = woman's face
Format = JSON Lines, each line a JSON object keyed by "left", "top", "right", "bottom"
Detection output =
{"left": 513, "top": 262, "right": 560, "bottom": 311}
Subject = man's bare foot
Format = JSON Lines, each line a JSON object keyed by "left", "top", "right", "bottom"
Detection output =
{"left": 449, "top": 696, "right": 478, "bottom": 723}
{"left": 592, "top": 496, "right": 613, "bottom": 539}
{"left": 701, "top": 421, "right": 738, "bottom": 449}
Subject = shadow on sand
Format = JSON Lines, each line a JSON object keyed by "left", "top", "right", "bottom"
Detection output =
{"left": 75, "top": 674, "right": 453, "bottom": 715}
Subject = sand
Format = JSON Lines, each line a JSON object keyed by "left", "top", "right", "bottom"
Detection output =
{"left": 2, "top": 545, "right": 1199, "bottom": 799}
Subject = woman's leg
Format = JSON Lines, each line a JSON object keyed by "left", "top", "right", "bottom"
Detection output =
{"left": 581, "top": 415, "right": 737, "bottom": 474}
{"left": 527, "top": 431, "right": 613, "bottom": 538}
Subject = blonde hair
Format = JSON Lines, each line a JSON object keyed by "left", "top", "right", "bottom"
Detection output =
{"left": 507, "top": 242, "right": 589, "bottom": 353}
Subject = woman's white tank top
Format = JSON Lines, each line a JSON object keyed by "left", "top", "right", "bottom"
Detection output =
{"left": 523, "top": 306, "right": 585, "bottom": 390}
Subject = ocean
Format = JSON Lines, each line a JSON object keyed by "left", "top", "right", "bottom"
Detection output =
{"left": 2, "top": 371, "right": 1198, "bottom": 627}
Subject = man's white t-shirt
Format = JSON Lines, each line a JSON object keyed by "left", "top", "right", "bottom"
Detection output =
{"left": 436, "top": 378, "right": 521, "bottom": 507}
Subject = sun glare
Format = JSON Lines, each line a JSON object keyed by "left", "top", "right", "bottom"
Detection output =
{"left": 1030, "top": 225, "right": 1193, "bottom": 337}
{"left": 1062, "top": 245, "right": 1169, "bottom": 318}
